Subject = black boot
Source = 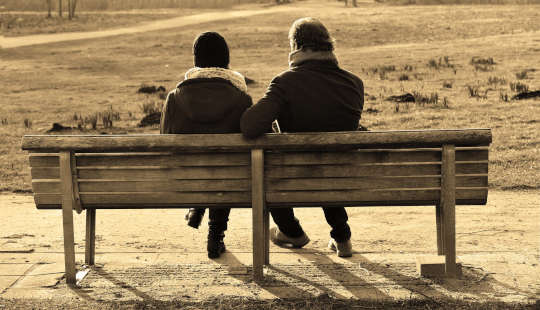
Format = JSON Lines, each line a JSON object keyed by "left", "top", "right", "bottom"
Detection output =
{"left": 207, "top": 230, "right": 226, "bottom": 259}
{"left": 185, "top": 208, "right": 205, "bottom": 229}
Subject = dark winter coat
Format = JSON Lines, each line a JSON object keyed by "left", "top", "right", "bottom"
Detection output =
{"left": 160, "top": 70, "right": 252, "bottom": 135}
{"left": 240, "top": 58, "right": 364, "bottom": 138}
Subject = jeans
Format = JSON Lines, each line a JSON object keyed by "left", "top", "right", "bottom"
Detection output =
{"left": 270, "top": 207, "right": 351, "bottom": 242}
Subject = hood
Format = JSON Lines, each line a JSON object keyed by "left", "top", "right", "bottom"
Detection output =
{"left": 174, "top": 77, "right": 246, "bottom": 123}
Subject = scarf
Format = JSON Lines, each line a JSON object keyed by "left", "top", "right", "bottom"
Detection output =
{"left": 288, "top": 49, "right": 338, "bottom": 68}
{"left": 184, "top": 67, "right": 248, "bottom": 93}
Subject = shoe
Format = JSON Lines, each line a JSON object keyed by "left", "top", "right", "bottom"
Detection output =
{"left": 207, "top": 231, "right": 226, "bottom": 259}
{"left": 185, "top": 208, "right": 205, "bottom": 229}
{"left": 328, "top": 238, "right": 353, "bottom": 257}
{"left": 270, "top": 227, "right": 310, "bottom": 248}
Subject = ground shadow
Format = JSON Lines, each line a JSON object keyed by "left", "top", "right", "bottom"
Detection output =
{"left": 345, "top": 253, "right": 536, "bottom": 302}
{"left": 213, "top": 251, "right": 320, "bottom": 299}
{"left": 71, "top": 265, "right": 160, "bottom": 304}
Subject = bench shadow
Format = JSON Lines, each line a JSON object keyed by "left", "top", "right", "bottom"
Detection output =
{"left": 345, "top": 253, "right": 534, "bottom": 302}
{"left": 293, "top": 248, "right": 391, "bottom": 300}
{"left": 214, "top": 248, "right": 392, "bottom": 300}
{"left": 70, "top": 266, "right": 159, "bottom": 304}
{"left": 213, "top": 251, "right": 319, "bottom": 299}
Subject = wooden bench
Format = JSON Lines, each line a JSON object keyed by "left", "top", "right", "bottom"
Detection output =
{"left": 21, "top": 129, "right": 491, "bottom": 284}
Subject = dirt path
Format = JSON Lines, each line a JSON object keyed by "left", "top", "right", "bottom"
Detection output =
{"left": 0, "top": 6, "right": 296, "bottom": 49}
{"left": 0, "top": 190, "right": 538, "bottom": 305}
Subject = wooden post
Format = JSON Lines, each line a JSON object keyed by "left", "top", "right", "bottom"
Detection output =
{"left": 59, "top": 151, "right": 76, "bottom": 285}
{"left": 264, "top": 206, "right": 269, "bottom": 265}
{"left": 251, "top": 149, "right": 265, "bottom": 281}
{"left": 435, "top": 204, "right": 444, "bottom": 255}
{"left": 85, "top": 209, "right": 96, "bottom": 265}
{"left": 441, "top": 144, "right": 457, "bottom": 277}
{"left": 58, "top": 0, "right": 62, "bottom": 17}
{"left": 70, "top": 153, "right": 82, "bottom": 214}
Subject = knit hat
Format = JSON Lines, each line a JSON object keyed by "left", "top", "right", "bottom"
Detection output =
{"left": 193, "top": 32, "right": 230, "bottom": 69}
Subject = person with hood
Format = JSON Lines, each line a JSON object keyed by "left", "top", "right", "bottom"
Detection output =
{"left": 240, "top": 17, "right": 364, "bottom": 257}
{"left": 160, "top": 32, "right": 252, "bottom": 258}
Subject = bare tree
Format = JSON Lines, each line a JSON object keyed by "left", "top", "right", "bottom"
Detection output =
{"left": 46, "top": 0, "right": 52, "bottom": 18}
{"left": 68, "top": 0, "right": 77, "bottom": 19}
{"left": 71, "top": 0, "right": 77, "bottom": 18}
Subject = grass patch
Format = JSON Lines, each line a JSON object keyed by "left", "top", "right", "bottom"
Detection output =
{"left": 442, "top": 81, "right": 453, "bottom": 88}
{"left": 515, "top": 70, "right": 528, "bottom": 80}
{"left": 398, "top": 74, "right": 410, "bottom": 81}
{"left": 510, "top": 82, "right": 529, "bottom": 93}
{"left": 427, "top": 56, "right": 455, "bottom": 70}
{"left": 487, "top": 76, "right": 506, "bottom": 85}
{"left": 471, "top": 57, "right": 495, "bottom": 72}
{"left": 466, "top": 84, "right": 487, "bottom": 99}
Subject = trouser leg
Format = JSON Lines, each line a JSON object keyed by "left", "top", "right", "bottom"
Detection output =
{"left": 270, "top": 208, "right": 304, "bottom": 238}
{"left": 208, "top": 207, "right": 231, "bottom": 233}
{"left": 322, "top": 207, "right": 351, "bottom": 242}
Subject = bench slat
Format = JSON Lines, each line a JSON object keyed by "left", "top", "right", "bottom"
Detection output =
{"left": 35, "top": 192, "right": 251, "bottom": 206}
{"left": 28, "top": 149, "right": 486, "bottom": 168}
{"left": 77, "top": 153, "right": 250, "bottom": 167}
{"left": 265, "top": 188, "right": 487, "bottom": 205}
{"left": 31, "top": 175, "right": 487, "bottom": 194}
{"left": 78, "top": 180, "right": 250, "bottom": 192}
{"left": 266, "top": 175, "right": 487, "bottom": 191}
{"left": 264, "top": 163, "right": 487, "bottom": 178}
{"left": 265, "top": 149, "right": 487, "bottom": 165}
{"left": 31, "top": 166, "right": 250, "bottom": 180}
{"left": 33, "top": 180, "right": 251, "bottom": 193}
{"left": 21, "top": 130, "right": 493, "bottom": 152}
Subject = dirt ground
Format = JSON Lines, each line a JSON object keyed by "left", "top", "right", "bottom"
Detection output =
{"left": 0, "top": 190, "right": 538, "bottom": 308}
{"left": 0, "top": 0, "right": 539, "bottom": 308}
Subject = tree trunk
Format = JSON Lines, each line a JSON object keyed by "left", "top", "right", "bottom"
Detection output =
{"left": 58, "top": 0, "right": 62, "bottom": 17}
{"left": 47, "top": 0, "right": 52, "bottom": 18}
{"left": 71, "top": 0, "right": 77, "bottom": 18}
{"left": 68, "top": 0, "right": 72, "bottom": 19}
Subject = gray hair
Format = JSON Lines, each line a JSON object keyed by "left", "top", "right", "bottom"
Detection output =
{"left": 288, "top": 17, "right": 334, "bottom": 52}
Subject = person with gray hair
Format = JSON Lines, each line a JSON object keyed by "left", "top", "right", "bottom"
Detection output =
{"left": 240, "top": 17, "right": 364, "bottom": 257}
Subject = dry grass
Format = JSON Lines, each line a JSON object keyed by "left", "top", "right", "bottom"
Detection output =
{"left": 0, "top": 0, "right": 539, "bottom": 192}
{"left": 0, "top": 0, "right": 257, "bottom": 11}
{"left": 0, "top": 12, "right": 189, "bottom": 37}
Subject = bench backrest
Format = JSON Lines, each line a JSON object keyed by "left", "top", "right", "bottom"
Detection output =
{"left": 22, "top": 129, "right": 491, "bottom": 210}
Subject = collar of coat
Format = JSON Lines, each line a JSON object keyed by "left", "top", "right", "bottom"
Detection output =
{"left": 183, "top": 67, "right": 248, "bottom": 93}
{"left": 288, "top": 49, "right": 338, "bottom": 68}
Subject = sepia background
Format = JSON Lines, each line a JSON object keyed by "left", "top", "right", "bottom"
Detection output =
{"left": 0, "top": 0, "right": 539, "bottom": 308}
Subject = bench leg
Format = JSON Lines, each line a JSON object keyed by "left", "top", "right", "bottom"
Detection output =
{"left": 264, "top": 208, "right": 270, "bottom": 265}
{"left": 60, "top": 151, "right": 77, "bottom": 285}
{"left": 251, "top": 149, "right": 265, "bottom": 281}
{"left": 85, "top": 209, "right": 96, "bottom": 266}
{"left": 441, "top": 145, "right": 457, "bottom": 278}
{"left": 435, "top": 204, "right": 445, "bottom": 255}
{"left": 61, "top": 203, "right": 77, "bottom": 285}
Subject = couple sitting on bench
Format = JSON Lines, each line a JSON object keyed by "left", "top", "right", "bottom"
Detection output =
{"left": 160, "top": 17, "right": 364, "bottom": 259}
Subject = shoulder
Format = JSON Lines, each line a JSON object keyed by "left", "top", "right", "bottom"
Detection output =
{"left": 339, "top": 67, "right": 364, "bottom": 88}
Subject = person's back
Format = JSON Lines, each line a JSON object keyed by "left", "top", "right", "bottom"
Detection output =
{"left": 241, "top": 57, "right": 363, "bottom": 137}
{"left": 162, "top": 67, "right": 251, "bottom": 134}
{"left": 161, "top": 32, "right": 252, "bottom": 259}
{"left": 240, "top": 17, "right": 364, "bottom": 257}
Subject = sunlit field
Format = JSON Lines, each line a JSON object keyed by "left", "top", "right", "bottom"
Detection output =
{"left": 0, "top": 0, "right": 539, "bottom": 192}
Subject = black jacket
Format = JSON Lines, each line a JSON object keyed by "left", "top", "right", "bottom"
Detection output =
{"left": 240, "top": 60, "right": 364, "bottom": 138}
{"left": 161, "top": 77, "right": 252, "bottom": 134}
